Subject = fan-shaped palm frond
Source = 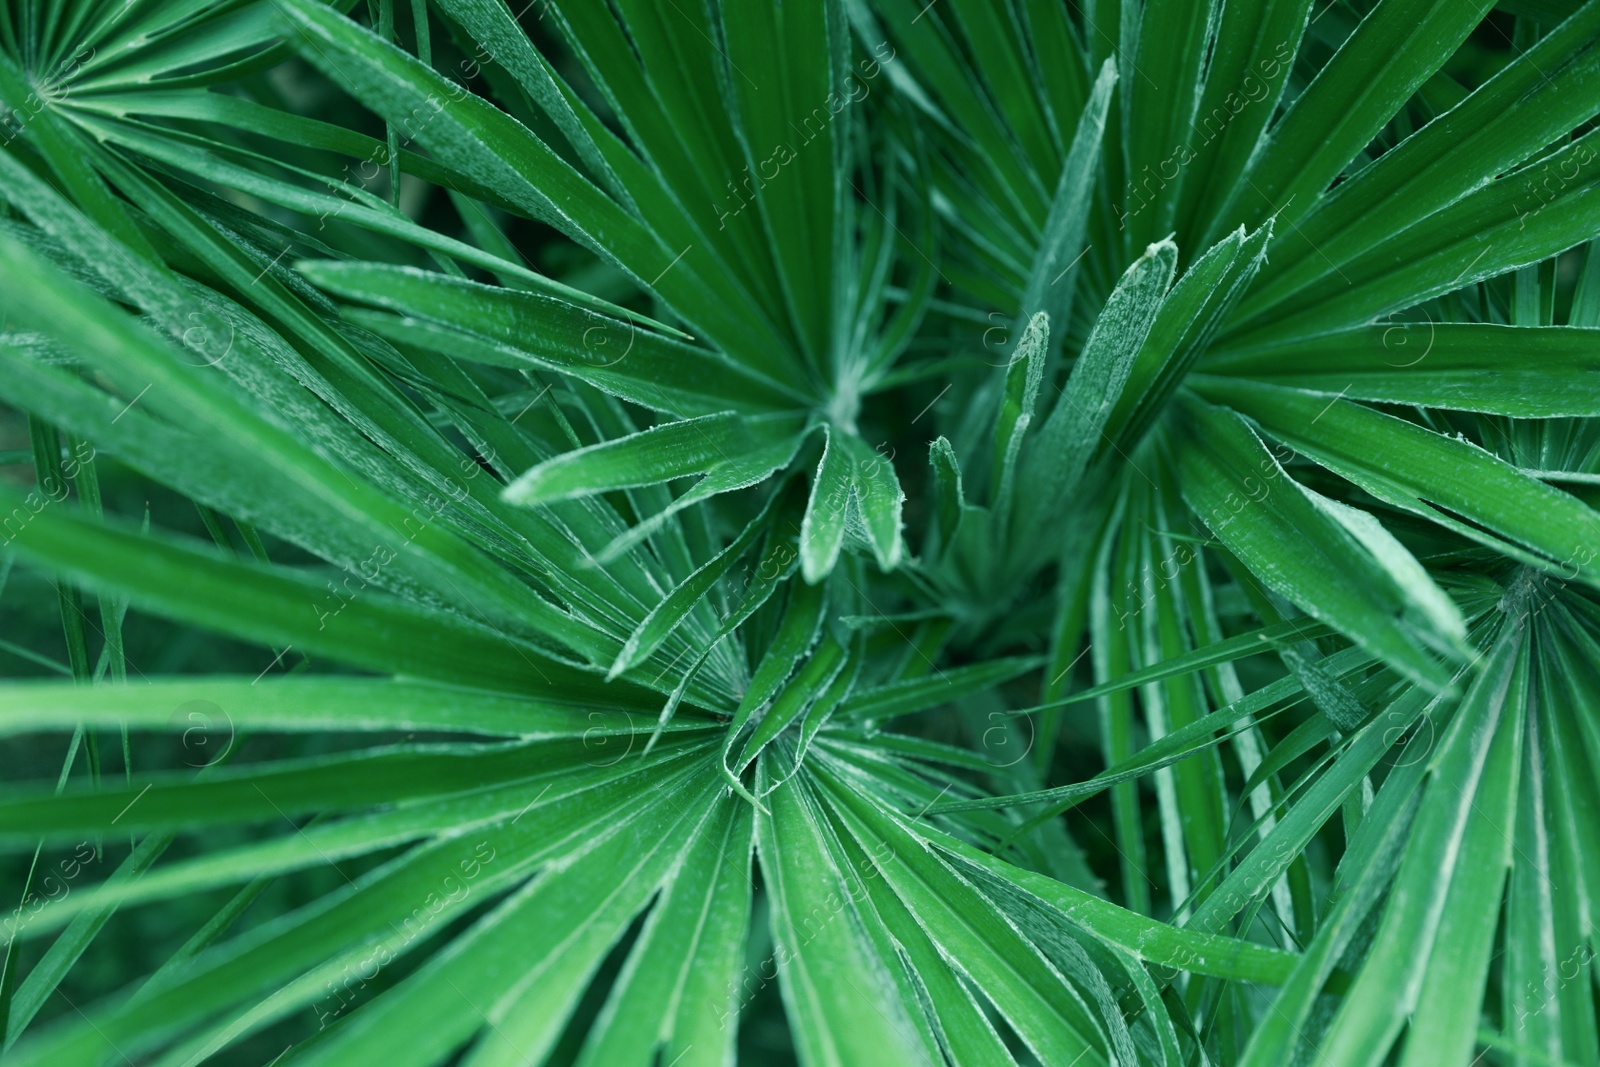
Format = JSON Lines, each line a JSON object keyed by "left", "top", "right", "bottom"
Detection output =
{"left": 3, "top": 1, "right": 1600, "bottom": 1065}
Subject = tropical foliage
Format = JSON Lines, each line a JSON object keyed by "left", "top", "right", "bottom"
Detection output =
{"left": 3, "top": 0, "right": 1600, "bottom": 1064}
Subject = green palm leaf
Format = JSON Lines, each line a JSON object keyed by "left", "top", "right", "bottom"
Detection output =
{"left": 4, "top": 1, "right": 1600, "bottom": 1064}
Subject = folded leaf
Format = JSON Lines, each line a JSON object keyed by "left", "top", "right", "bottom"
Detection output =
{"left": 1176, "top": 395, "right": 1465, "bottom": 689}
